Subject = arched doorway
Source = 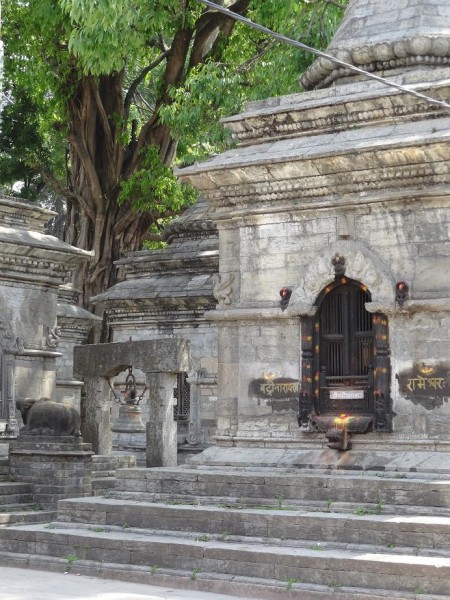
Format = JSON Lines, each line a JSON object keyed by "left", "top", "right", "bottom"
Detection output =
{"left": 299, "top": 276, "right": 392, "bottom": 433}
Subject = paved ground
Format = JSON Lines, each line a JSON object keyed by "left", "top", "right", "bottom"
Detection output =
{"left": 1, "top": 567, "right": 247, "bottom": 600}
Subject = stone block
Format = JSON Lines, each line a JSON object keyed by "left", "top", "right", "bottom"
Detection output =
{"left": 74, "top": 339, "right": 191, "bottom": 378}
{"left": 9, "top": 436, "right": 93, "bottom": 509}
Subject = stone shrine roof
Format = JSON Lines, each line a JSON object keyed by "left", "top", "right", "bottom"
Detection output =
{"left": 91, "top": 197, "right": 218, "bottom": 310}
{"left": 164, "top": 196, "right": 217, "bottom": 243}
{"left": 301, "top": 0, "right": 450, "bottom": 90}
{"left": 0, "top": 194, "right": 55, "bottom": 231}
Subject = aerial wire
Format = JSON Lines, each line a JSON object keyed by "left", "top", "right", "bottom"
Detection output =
{"left": 196, "top": 0, "right": 450, "bottom": 112}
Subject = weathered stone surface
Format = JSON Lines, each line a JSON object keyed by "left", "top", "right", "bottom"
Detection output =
{"left": 174, "top": 0, "right": 450, "bottom": 446}
{"left": 301, "top": 0, "right": 450, "bottom": 89}
{"left": 16, "top": 399, "right": 81, "bottom": 437}
{"left": 74, "top": 339, "right": 190, "bottom": 378}
{"left": 9, "top": 435, "right": 93, "bottom": 509}
{"left": 0, "top": 195, "right": 92, "bottom": 440}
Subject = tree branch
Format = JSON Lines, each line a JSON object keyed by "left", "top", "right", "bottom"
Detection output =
{"left": 233, "top": 39, "right": 278, "bottom": 75}
{"left": 90, "top": 79, "right": 115, "bottom": 164}
{"left": 189, "top": 0, "right": 250, "bottom": 68}
{"left": 124, "top": 51, "right": 170, "bottom": 123}
{"left": 38, "top": 164, "right": 96, "bottom": 223}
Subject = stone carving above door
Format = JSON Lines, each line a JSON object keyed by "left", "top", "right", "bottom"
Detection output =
{"left": 289, "top": 241, "right": 395, "bottom": 315}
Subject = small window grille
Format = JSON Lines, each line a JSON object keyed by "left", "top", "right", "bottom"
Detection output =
{"left": 174, "top": 373, "right": 190, "bottom": 420}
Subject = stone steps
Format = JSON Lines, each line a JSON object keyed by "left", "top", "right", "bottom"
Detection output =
{"left": 114, "top": 467, "right": 450, "bottom": 509}
{"left": 0, "top": 482, "right": 34, "bottom": 505}
{"left": 1, "top": 552, "right": 445, "bottom": 600}
{"left": 91, "top": 454, "right": 136, "bottom": 496}
{"left": 57, "top": 497, "right": 450, "bottom": 551}
{"left": 0, "top": 463, "right": 449, "bottom": 598}
{"left": 0, "top": 507, "right": 56, "bottom": 526}
{"left": 0, "top": 481, "right": 56, "bottom": 525}
{"left": 91, "top": 454, "right": 136, "bottom": 478}
{"left": 0, "top": 523, "right": 449, "bottom": 596}
{"left": 0, "top": 457, "right": 9, "bottom": 481}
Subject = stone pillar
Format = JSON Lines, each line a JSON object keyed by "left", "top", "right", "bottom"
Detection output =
{"left": 216, "top": 322, "right": 239, "bottom": 438}
{"left": 186, "top": 371, "right": 202, "bottom": 446}
{"left": 146, "top": 372, "right": 177, "bottom": 467}
{"left": 82, "top": 377, "right": 112, "bottom": 455}
{"left": 9, "top": 434, "right": 93, "bottom": 509}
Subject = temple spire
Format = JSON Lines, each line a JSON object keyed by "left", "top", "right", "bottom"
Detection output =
{"left": 301, "top": 0, "right": 450, "bottom": 90}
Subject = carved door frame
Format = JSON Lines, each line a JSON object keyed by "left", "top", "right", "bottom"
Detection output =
{"left": 298, "top": 276, "right": 392, "bottom": 433}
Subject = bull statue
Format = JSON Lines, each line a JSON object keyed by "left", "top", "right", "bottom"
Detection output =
{"left": 16, "top": 398, "right": 81, "bottom": 437}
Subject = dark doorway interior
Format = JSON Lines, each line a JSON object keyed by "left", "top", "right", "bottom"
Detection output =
{"left": 317, "top": 281, "right": 374, "bottom": 415}
{"left": 299, "top": 277, "right": 392, "bottom": 432}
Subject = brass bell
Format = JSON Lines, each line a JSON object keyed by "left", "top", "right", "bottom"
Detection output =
{"left": 111, "top": 367, "right": 146, "bottom": 433}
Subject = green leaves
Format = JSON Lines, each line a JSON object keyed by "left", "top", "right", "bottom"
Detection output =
{"left": 118, "top": 146, "right": 197, "bottom": 213}
{"left": 1, "top": 0, "right": 346, "bottom": 258}
{"left": 58, "top": 0, "right": 186, "bottom": 75}
{"left": 60, "top": 0, "right": 145, "bottom": 74}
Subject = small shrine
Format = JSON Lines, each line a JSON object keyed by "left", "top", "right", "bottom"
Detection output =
{"left": 177, "top": 0, "right": 450, "bottom": 452}
{"left": 90, "top": 198, "right": 219, "bottom": 453}
{"left": 0, "top": 195, "right": 91, "bottom": 449}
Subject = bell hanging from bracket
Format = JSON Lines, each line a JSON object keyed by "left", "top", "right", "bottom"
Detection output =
{"left": 110, "top": 366, "right": 146, "bottom": 433}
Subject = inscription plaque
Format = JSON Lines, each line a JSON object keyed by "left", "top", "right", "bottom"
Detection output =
{"left": 398, "top": 363, "right": 449, "bottom": 410}
{"left": 329, "top": 389, "right": 364, "bottom": 400}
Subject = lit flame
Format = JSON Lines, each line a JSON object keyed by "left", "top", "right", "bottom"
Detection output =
{"left": 263, "top": 372, "right": 277, "bottom": 381}
{"left": 334, "top": 414, "right": 352, "bottom": 428}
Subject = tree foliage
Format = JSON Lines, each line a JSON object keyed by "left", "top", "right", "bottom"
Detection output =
{"left": 1, "top": 0, "right": 346, "bottom": 306}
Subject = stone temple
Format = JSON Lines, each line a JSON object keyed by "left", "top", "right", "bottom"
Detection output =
{"left": 1, "top": 1, "right": 450, "bottom": 598}
{"left": 1, "top": 0, "right": 446, "bottom": 466}
{"left": 86, "top": 0, "right": 450, "bottom": 463}
{"left": 174, "top": 0, "right": 450, "bottom": 461}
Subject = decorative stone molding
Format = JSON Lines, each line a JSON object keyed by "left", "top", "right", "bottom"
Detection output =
{"left": 229, "top": 97, "right": 442, "bottom": 147}
{"left": 0, "top": 194, "right": 54, "bottom": 231}
{"left": 165, "top": 218, "right": 216, "bottom": 243}
{"left": 106, "top": 306, "right": 214, "bottom": 326}
{"left": 301, "top": 36, "right": 450, "bottom": 90}
{"left": 212, "top": 273, "right": 235, "bottom": 306}
{"left": 205, "top": 155, "right": 450, "bottom": 211}
{"left": 289, "top": 241, "right": 394, "bottom": 314}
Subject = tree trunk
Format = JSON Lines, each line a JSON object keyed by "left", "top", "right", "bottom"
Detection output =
{"left": 62, "top": 14, "right": 247, "bottom": 316}
{"left": 65, "top": 73, "right": 169, "bottom": 310}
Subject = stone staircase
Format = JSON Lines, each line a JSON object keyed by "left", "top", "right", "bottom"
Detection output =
{"left": 0, "top": 457, "right": 56, "bottom": 526}
{"left": 0, "top": 453, "right": 136, "bottom": 527}
{"left": 0, "top": 456, "right": 10, "bottom": 481}
{"left": 91, "top": 454, "right": 136, "bottom": 496}
{"left": 0, "top": 461, "right": 449, "bottom": 599}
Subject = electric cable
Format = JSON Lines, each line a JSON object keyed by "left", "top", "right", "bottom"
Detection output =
{"left": 196, "top": 0, "right": 450, "bottom": 111}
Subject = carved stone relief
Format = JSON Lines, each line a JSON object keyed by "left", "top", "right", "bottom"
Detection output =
{"left": 213, "top": 273, "right": 235, "bottom": 306}
{"left": 0, "top": 316, "right": 18, "bottom": 353}
{"left": 301, "top": 257, "right": 334, "bottom": 298}
{"left": 45, "top": 326, "right": 61, "bottom": 349}
{"left": 290, "top": 242, "right": 394, "bottom": 315}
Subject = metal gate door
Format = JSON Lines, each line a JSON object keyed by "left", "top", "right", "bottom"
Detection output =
{"left": 316, "top": 283, "right": 374, "bottom": 415}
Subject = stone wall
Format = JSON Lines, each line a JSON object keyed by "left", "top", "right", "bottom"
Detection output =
{"left": 212, "top": 196, "right": 449, "bottom": 441}
{"left": 0, "top": 195, "right": 92, "bottom": 444}
{"left": 178, "top": 51, "right": 450, "bottom": 447}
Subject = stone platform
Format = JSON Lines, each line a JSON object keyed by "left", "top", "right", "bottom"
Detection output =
{"left": 0, "top": 452, "right": 449, "bottom": 599}
{"left": 9, "top": 434, "right": 93, "bottom": 509}
{"left": 187, "top": 445, "right": 450, "bottom": 474}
